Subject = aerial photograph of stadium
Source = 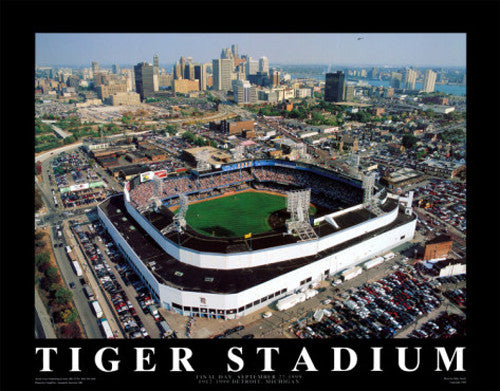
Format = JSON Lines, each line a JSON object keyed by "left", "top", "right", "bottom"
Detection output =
{"left": 34, "top": 32, "right": 467, "bottom": 340}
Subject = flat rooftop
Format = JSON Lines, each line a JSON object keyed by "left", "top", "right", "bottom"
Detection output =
{"left": 99, "top": 195, "right": 413, "bottom": 294}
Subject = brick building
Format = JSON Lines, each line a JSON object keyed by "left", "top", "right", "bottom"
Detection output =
{"left": 423, "top": 235, "right": 453, "bottom": 260}
{"left": 220, "top": 119, "right": 255, "bottom": 135}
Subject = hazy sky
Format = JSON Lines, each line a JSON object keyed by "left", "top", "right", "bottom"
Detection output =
{"left": 36, "top": 33, "right": 466, "bottom": 67}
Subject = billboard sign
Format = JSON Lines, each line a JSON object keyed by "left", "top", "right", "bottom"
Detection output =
{"left": 69, "top": 183, "right": 89, "bottom": 192}
{"left": 140, "top": 171, "right": 154, "bottom": 182}
{"left": 154, "top": 170, "right": 168, "bottom": 178}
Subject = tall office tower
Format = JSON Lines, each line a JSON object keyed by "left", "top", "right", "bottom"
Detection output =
{"left": 173, "top": 61, "right": 182, "bottom": 79}
{"left": 344, "top": 84, "right": 355, "bottom": 101}
{"left": 270, "top": 69, "right": 281, "bottom": 87}
{"left": 91, "top": 61, "right": 99, "bottom": 77}
{"left": 194, "top": 63, "right": 207, "bottom": 90}
{"left": 403, "top": 68, "right": 417, "bottom": 90}
{"left": 221, "top": 48, "right": 233, "bottom": 60}
{"left": 259, "top": 56, "right": 269, "bottom": 75}
{"left": 185, "top": 62, "right": 195, "bottom": 80}
{"left": 371, "top": 67, "right": 379, "bottom": 78}
{"left": 153, "top": 54, "right": 160, "bottom": 75}
{"left": 180, "top": 57, "right": 186, "bottom": 79}
{"left": 232, "top": 80, "right": 257, "bottom": 104}
{"left": 245, "top": 57, "right": 259, "bottom": 76}
{"left": 390, "top": 72, "right": 403, "bottom": 89}
{"left": 422, "top": 69, "right": 437, "bottom": 93}
{"left": 324, "top": 71, "right": 346, "bottom": 102}
{"left": 112, "top": 64, "right": 120, "bottom": 75}
{"left": 231, "top": 44, "right": 238, "bottom": 59}
{"left": 212, "top": 58, "right": 233, "bottom": 91}
{"left": 125, "top": 69, "right": 134, "bottom": 91}
{"left": 134, "top": 62, "right": 154, "bottom": 100}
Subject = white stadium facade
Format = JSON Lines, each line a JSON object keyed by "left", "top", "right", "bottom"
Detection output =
{"left": 97, "top": 159, "right": 417, "bottom": 320}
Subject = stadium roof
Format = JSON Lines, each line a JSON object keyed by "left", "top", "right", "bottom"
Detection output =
{"left": 99, "top": 195, "right": 413, "bottom": 294}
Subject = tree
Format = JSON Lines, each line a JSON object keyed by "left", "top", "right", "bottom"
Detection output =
{"left": 34, "top": 231, "right": 45, "bottom": 243}
{"left": 59, "top": 308, "right": 78, "bottom": 323}
{"left": 402, "top": 134, "right": 418, "bottom": 149}
{"left": 35, "top": 252, "right": 50, "bottom": 267}
{"left": 38, "top": 262, "right": 51, "bottom": 274}
{"left": 54, "top": 287, "right": 73, "bottom": 304}
{"left": 49, "top": 283, "right": 61, "bottom": 292}
{"left": 45, "top": 267, "right": 60, "bottom": 282}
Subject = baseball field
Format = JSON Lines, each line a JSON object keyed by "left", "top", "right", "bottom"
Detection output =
{"left": 183, "top": 190, "right": 316, "bottom": 238}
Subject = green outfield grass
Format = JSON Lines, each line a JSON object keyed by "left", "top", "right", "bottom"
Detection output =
{"left": 183, "top": 191, "right": 316, "bottom": 238}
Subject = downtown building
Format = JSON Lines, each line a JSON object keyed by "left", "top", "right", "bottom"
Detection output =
{"left": 324, "top": 71, "right": 346, "bottom": 102}
{"left": 422, "top": 69, "right": 437, "bottom": 93}
{"left": 134, "top": 62, "right": 155, "bottom": 100}
{"left": 403, "top": 68, "right": 417, "bottom": 90}
{"left": 232, "top": 80, "right": 257, "bottom": 104}
{"left": 212, "top": 58, "right": 233, "bottom": 91}
{"left": 194, "top": 63, "right": 207, "bottom": 91}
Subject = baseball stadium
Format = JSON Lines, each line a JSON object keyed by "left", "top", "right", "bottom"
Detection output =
{"left": 98, "top": 159, "right": 417, "bottom": 319}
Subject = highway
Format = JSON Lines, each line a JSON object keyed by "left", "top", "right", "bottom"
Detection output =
{"left": 41, "top": 120, "right": 71, "bottom": 139}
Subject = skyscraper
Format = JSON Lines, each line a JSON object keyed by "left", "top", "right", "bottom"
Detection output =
{"left": 134, "top": 62, "right": 154, "bottom": 100}
{"left": 221, "top": 48, "right": 233, "bottom": 60}
{"left": 194, "top": 63, "right": 207, "bottom": 91}
{"left": 422, "top": 69, "right": 437, "bottom": 93}
{"left": 185, "top": 62, "right": 195, "bottom": 80}
{"left": 403, "top": 68, "right": 417, "bottom": 90}
{"left": 231, "top": 44, "right": 238, "bottom": 59}
{"left": 270, "top": 69, "right": 281, "bottom": 87}
{"left": 173, "top": 61, "right": 182, "bottom": 80}
{"left": 232, "top": 80, "right": 257, "bottom": 104}
{"left": 91, "top": 61, "right": 99, "bottom": 77}
{"left": 212, "top": 58, "right": 233, "bottom": 91}
{"left": 180, "top": 57, "right": 186, "bottom": 79}
{"left": 245, "top": 57, "right": 259, "bottom": 77}
{"left": 112, "top": 64, "right": 120, "bottom": 75}
{"left": 153, "top": 54, "right": 159, "bottom": 75}
{"left": 390, "top": 72, "right": 403, "bottom": 89}
{"left": 324, "top": 71, "right": 345, "bottom": 102}
{"left": 259, "top": 56, "right": 269, "bottom": 75}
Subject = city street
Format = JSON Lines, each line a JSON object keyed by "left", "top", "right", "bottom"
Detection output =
{"left": 47, "top": 225, "right": 102, "bottom": 338}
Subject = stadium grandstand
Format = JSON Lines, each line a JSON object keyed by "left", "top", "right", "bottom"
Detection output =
{"left": 98, "top": 159, "right": 416, "bottom": 320}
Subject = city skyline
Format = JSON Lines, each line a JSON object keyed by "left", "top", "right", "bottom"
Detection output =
{"left": 36, "top": 33, "right": 466, "bottom": 68}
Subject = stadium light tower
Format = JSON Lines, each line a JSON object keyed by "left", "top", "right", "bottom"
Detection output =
{"left": 362, "top": 171, "right": 376, "bottom": 203}
{"left": 347, "top": 153, "right": 361, "bottom": 177}
{"left": 151, "top": 175, "right": 164, "bottom": 212}
{"left": 161, "top": 193, "right": 189, "bottom": 236}
{"left": 286, "top": 189, "right": 318, "bottom": 242}
{"left": 174, "top": 194, "right": 189, "bottom": 231}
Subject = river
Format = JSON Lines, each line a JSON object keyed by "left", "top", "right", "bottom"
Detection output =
{"left": 289, "top": 74, "right": 466, "bottom": 96}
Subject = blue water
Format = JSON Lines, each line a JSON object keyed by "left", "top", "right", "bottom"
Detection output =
{"left": 290, "top": 73, "right": 466, "bottom": 96}
{"left": 365, "top": 79, "right": 466, "bottom": 96}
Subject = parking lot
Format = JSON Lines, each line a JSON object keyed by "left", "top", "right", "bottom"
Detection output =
{"left": 48, "top": 151, "right": 111, "bottom": 209}
{"left": 290, "top": 265, "right": 465, "bottom": 339}
{"left": 71, "top": 220, "right": 169, "bottom": 339}
{"left": 413, "top": 179, "right": 466, "bottom": 234}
